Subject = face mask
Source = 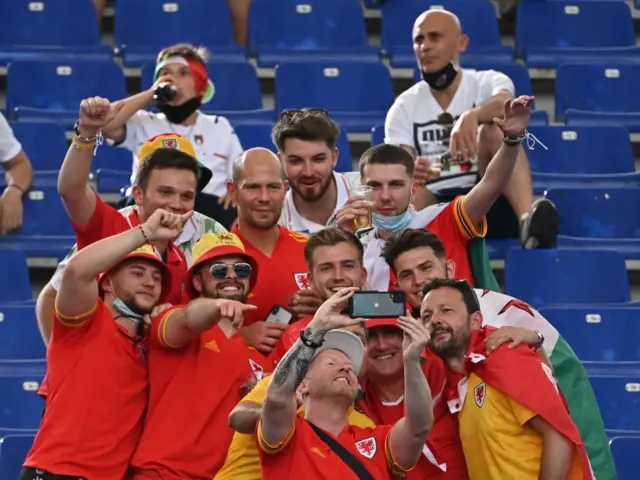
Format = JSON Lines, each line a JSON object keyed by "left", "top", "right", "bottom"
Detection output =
{"left": 112, "top": 297, "right": 144, "bottom": 325}
{"left": 421, "top": 62, "right": 459, "bottom": 91}
{"left": 372, "top": 209, "right": 413, "bottom": 233}
{"left": 157, "top": 96, "right": 201, "bottom": 124}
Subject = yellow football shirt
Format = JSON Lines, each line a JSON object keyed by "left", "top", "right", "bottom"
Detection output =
{"left": 459, "top": 373, "right": 543, "bottom": 479}
{"left": 214, "top": 376, "right": 375, "bottom": 480}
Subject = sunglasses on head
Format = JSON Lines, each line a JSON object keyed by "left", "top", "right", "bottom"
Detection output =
{"left": 279, "top": 108, "right": 329, "bottom": 121}
{"left": 209, "top": 262, "right": 253, "bottom": 280}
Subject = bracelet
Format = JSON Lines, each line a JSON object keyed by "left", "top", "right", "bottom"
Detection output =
{"left": 138, "top": 225, "right": 150, "bottom": 244}
{"left": 502, "top": 130, "right": 527, "bottom": 146}
{"left": 300, "top": 330, "right": 324, "bottom": 349}
{"left": 72, "top": 135, "right": 96, "bottom": 150}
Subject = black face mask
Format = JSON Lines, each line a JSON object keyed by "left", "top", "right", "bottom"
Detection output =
{"left": 156, "top": 96, "right": 201, "bottom": 124}
{"left": 421, "top": 62, "right": 459, "bottom": 91}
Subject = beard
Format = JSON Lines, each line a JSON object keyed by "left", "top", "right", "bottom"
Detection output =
{"left": 290, "top": 174, "right": 333, "bottom": 202}
{"left": 203, "top": 280, "right": 248, "bottom": 303}
{"left": 428, "top": 324, "right": 471, "bottom": 361}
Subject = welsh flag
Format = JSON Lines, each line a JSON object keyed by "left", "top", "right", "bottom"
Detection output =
{"left": 469, "top": 238, "right": 616, "bottom": 480}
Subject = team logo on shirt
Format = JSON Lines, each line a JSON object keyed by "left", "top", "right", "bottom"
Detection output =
{"left": 194, "top": 134, "right": 204, "bottom": 145}
{"left": 294, "top": 272, "right": 311, "bottom": 290}
{"left": 162, "top": 137, "right": 178, "bottom": 149}
{"left": 474, "top": 382, "right": 486, "bottom": 407}
{"left": 355, "top": 437, "right": 377, "bottom": 459}
{"left": 249, "top": 359, "right": 264, "bottom": 381}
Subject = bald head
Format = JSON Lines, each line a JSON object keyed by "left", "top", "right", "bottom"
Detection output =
{"left": 414, "top": 9, "right": 461, "bottom": 36}
{"left": 232, "top": 147, "right": 283, "bottom": 183}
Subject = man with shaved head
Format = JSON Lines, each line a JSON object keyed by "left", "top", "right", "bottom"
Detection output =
{"left": 227, "top": 147, "right": 310, "bottom": 353}
{"left": 385, "top": 9, "right": 559, "bottom": 249}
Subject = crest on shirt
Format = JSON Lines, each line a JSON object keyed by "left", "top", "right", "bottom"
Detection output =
{"left": 194, "top": 134, "right": 204, "bottom": 145}
{"left": 162, "top": 137, "right": 178, "bottom": 149}
{"left": 355, "top": 437, "right": 377, "bottom": 459}
{"left": 249, "top": 359, "right": 264, "bottom": 381}
{"left": 474, "top": 382, "right": 486, "bottom": 408}
{"left": 294, "top": 272, "right": 311, "bottom": 290}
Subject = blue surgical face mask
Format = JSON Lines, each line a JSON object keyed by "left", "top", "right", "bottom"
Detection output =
{"left": 372, "top": 209, "right": 413, "bottom": 233}
{"left": 108, "top": 278, "right": 144, "bottom": 325}
{"left": 112, "top": 298, "right": 144, "bottom": 325}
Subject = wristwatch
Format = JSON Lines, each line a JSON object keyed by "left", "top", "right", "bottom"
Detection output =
{"left": 534, "top": 330, "right": 545, "bottom": 349}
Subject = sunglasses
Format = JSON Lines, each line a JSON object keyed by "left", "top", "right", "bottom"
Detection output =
{"left": 209, "top": 262, "right": 253, "bottom": 280}
{"left": 279, "top": 108, "right": 329, "bottom": 120}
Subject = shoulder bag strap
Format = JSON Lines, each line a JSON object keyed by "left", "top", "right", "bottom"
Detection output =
{"left": 307, "top": 421, "right": 375, "bottom": 480}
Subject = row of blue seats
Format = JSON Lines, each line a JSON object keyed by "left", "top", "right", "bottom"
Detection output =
{"left": 1, "top": 301, "right": 638, "bottom": 363}
{"left": 0, "top": 247, "right": 635, "bottom": 304}
{"left": 15, "top": 120, "right": 639, "bottom": 183}
{"left": 0, "top": 0, "right": 639, "bottom": 70}
{"left": 6, "top": 59, "right": 640, "bottom": 132}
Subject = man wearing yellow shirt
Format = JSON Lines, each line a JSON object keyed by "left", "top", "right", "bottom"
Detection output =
{"left": 420, "top": 278, "right": 594, "bottom": 480}
{"left": 215, "top": 228, "right": 372, "bottom": 480}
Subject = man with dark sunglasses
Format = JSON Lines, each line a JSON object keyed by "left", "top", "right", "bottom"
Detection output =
{"left": 129, "top": 232, "right": 272, "bottom": 480}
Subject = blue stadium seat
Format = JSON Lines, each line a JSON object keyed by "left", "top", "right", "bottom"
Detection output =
{"left": 140, "top": 62, "right": 274, "bottom": 124}
{"left": 0, "top": 304, "right": 45, "bottom": 361}
{"left": 516, "top": 1, "right": 640, "bottom": 68}
{"left": 0, "top": 434, "right": 36, "bottom": 479}
{"left": 0, "top": 0, "right": 111, "bottom": 66}
{"left": 0, "top": 360, "right": 46, "bottom": 429}
{"left": 9, "top": 122, "right": 67, "bottom": 172}
{"left": 371, "top": 124, "right": 384, "bottom": 146}
{"left": 234, "top": 124, "right": 276, "bottom": 152}
{"left": 93, "top": 146, "right": 132, "bottom": 195}
{"left": 0, "top": 251, "right": 31, "bottom": 303}
{"left": 610, "top": 436, "right": 640, "bottom": 480}
{"left": 0, "top": 187, "right": 74, "bottom": 260}
{"left": 114, "top": 0, "right": 245, "bottom": 67}
{"left": 275, "top": 62, "right": 394, "bottom": 133}
{"left": 382, "top": 0, "right": 513, "bottom": 68}
{"left": 555, "top": 64, "right": 640, "bottom": 131}
{"left": 538, "top": 305, "right": 640, "bottom": 362}
{"left": 505, "top": 249, "right": 630, "bottom": 307}
{"left": 335, "top": 128, "right": 354, "bottom": 173}
{"left": 249, "top": 0, "right": 379, "bottom": 68}
{"left": 583, "top": 362, "right": 640, "bottom": 431}
{"left": 7, "top": 60, "right": 127, "bottom": 130}
{"left": 527, "top": 126, "right": 640, "bottom": 192}
{"left": 545, "top": 188, "right": 640, "bottom": 260}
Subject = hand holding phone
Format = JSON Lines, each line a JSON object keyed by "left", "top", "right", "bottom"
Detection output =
{"left": 265, "top": 305, "right": 293, "bottom": 325}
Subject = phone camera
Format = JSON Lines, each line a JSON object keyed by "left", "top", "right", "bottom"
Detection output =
{"left": 390, "top": 291, "right": 402, "bottom": 302}
{"left": 271, "top": 306, "right": 280, "bottom": 315}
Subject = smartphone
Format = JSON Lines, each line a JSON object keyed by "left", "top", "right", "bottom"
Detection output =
{"left": 348, "top": 291, "right": 406, "bottom": 319}
{"left": 265, "top": 304, "right": 293, "bottom": 325}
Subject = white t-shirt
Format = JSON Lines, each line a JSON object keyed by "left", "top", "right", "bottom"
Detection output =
{"left": 384, "top": 69, "right": 514, "bottom": 192}
{"left": 0, "top": 112, "right": 23, "bottom": 164}
{"left": 279, "top": 171, "right": 361, "bottom": 234}
{"left": 118, "top": 110, "right": 243, "bottom": 197}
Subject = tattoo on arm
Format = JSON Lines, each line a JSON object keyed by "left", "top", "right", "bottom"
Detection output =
{"left": 270, "top": 327, "right": 329, "bottom": 392}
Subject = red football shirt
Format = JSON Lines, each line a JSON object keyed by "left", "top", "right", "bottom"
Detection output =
{"left": 71, "top": 192, "right": 187, "bottom": 304}
{"left": 268, "top": 316, "right": 312, "bottom": 366}
{"left": 388, "top": 196, "right": 487, "bottom": 290}
{"left": 232, "top": 225, "right": 308, "bottom": 326}
{"left": 359, "top": 354, "right": 468, "bottom": 480}
{"left": 258, "top": 416, "right": 408, "bottom": 480}
{"left": 24, "top": 300, "right": 148, "bottom": 480}
{"left": 130, "top": 306, "right": 271, "bottom": 480}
